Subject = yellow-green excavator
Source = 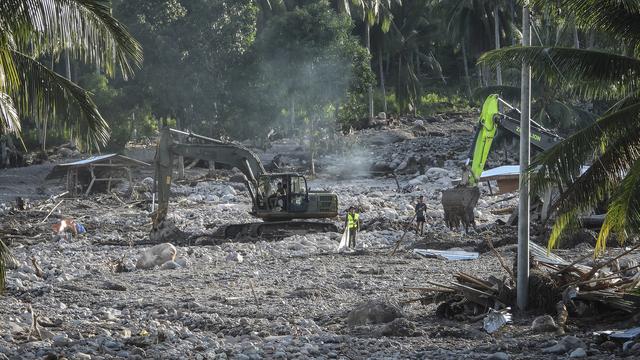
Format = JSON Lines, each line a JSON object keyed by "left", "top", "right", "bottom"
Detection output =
{"left": 441, "top": 94, "right": 563, "bottom": 231}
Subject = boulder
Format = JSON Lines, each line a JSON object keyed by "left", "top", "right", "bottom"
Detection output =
{"left": 136, "top": 243, "right": 177, "bottom": 270}
{"left": 226, "top": 251, "right": 244, "bottom": 263}
{"left": 346, "top": 300, "right": 402, "bottom": 326}
{"left": 532, "top": 315, "right": 557, "bottom": 333}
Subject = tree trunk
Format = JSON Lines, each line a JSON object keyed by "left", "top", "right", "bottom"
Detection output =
{"left": 494, "top": 5, "right": 502, "bottom": 86}
{"left": 378, "top": 47, "right": 387, "bottom": 113}
{"left": 64, "top": 49, "right": 71, "bottom": 80}
{"left": 461, "top": 39, "right": 472, "bottom": 98}
{"left": 573, "top": 25, "right": 580, "bottom": 49}
{"left": 290, "top": 98, "right": 295, "bottom": 137}
{"left": 587, "top": 30, "right": 595, "bottom": 48}
{"left": 366, "top": 23, "right": 374, "bottom": 119}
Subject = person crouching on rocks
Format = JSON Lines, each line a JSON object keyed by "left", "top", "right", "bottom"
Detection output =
{"left": 345, "top": 206, "right": 360, "bottom": 248}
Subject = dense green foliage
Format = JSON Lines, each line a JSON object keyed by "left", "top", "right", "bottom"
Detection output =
{"left": 0, "top": 0, "right": 142, "bottom": 291}
{"left": 480, "top": 0, "right": 640, "bottom": 254}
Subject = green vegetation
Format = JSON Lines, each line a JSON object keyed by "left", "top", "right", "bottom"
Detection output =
{"left": 480, "top": 0, "right": 640, "bottom": 254}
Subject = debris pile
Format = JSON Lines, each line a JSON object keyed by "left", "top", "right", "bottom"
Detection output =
{"left": 410, "top": 241, "right": 640, "bottom": 327}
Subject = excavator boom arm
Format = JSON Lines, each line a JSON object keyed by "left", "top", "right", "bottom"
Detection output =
{"left": 464, "top": 94, "right": 563, "bottom": 185}
{"left": 153, "top": 127, "right": 265, "bottom": 225}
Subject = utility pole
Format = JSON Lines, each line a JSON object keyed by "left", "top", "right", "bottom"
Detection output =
{"left": 517, "top": 5, "right": 531, "bottom": 311}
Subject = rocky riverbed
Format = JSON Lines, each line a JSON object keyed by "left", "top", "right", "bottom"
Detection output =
{"left": 1, "top": 116, "right": 639, "bottom": 359}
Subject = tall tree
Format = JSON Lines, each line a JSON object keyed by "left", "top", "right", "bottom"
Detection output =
{"left": 0, "top": 0, "right": 142, "bottom": 291}
{"left": 341, "top": 0, "right": 399, "bottom": 118}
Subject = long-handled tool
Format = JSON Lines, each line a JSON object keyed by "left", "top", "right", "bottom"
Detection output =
{"left": 389, "top": 214, "right": 417, "bottom": 256}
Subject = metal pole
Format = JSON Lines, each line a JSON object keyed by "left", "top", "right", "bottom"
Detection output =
{"left": 517, "top": 5, "right": 531, "bottom": 311}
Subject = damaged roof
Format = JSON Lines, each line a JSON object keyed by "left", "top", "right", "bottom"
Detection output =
{"left": 47, "top": 154, "right": 150, "bottom": 179}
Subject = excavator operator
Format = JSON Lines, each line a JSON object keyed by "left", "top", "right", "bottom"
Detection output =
{"left": 268, "top": 181, "right": 287, "bottom": 211}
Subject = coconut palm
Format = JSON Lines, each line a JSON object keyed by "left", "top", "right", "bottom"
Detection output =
{"left": 0, "top": 0, "right": 142, "bottom": 291}
{"left": 0, "top": 0, "right": 142, "bottom": 148}
{"left": 479, "top": 0, "right": 640, "bottom": 255}
{"left": 343, "top": 0, "right": 401, "bottom": 118}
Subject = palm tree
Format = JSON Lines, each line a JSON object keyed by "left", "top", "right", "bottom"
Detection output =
{"left": 0, "top": 0, "right": 142, "bottom": 149}
{"left": 341, "top": 0, "right": 400, "bottom": 118}
{"left": 479, "top": 0, "right": 640, "bottom": 255}
{"left": 0, "top": 0, "right": 142, "bottom": 291}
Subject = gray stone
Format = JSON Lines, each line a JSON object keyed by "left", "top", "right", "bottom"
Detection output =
{"left": 175, "top": 258, "right": 189, "bottom": 268}
{"left": 531, "top": 315, "right": 557, "bottom": 333}
{"left": 161, "top": 261, "right": 180, "bottom": 270}
{"left": 623, "top": 341, "right": 635, "bottom": 352}
{"left": 346, "top": 300, "right": 402, "bottom": 326}
{"left": 379, "top": 318, "right": 417, "bottom": 337}
{"left": 569, "top": 348, "right": 586, "bottom": 358}
{"left": 487, "top": 352, "right": 509, "bottom": 360}
{"left": 52, "top": 333, "right": 69, "bottom": 346}
{"left": 225, "top": 251, "right": 243, "bottom": 263}
{"left": 136, "top": 243, "right": 177, "bottom": 270}
{"left": 561, "top": 336, "right": 586, "bottom": 352}
{"left": 74, "top": 353, "right": 92, "bottom": 360}
{"left": 541, "top": 343, "right": 567, "bottom": 354}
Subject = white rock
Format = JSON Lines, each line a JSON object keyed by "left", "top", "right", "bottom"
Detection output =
{"left": 136, "top": 243, "right": 177, "bottom": 270}
{"left": 74, "top": 353, "right": 92, "bottom": 360}
{"left": 221, "top": 186, "right": 237, "bottom": 196}
{"left": 569, "top": 348, "right": 586, "bottom": 358}
{"left": 142, "top": 177, "right": 154, "bottom": 188}
{"left": 188, "top": 194, "right": 204, "bottom": 202}
{"left": 225, "top": 251, "right": 243, "bottom": 263}
{"left": 161, "top": 261, "right": 180, "bottom": 270}
{"left": 221, "top": 194, "right": 235, "bottom": 203}
{"left": 175, "top": 258, "right": 189, "bottom": 267}
{"left": 52, "top": 333, "right": 69, "bottom": 346}
{"left": 487, "top": 352, "right": 509, "bottom": 360}
{"left": 426, "top": 167, "right": 450, "bottom": 180}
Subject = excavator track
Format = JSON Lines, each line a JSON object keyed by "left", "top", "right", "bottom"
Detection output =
{"left": 223, "top": 221, "right": 339, "bottom": 241}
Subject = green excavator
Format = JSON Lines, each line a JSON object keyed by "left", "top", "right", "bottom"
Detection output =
{"left": 441, "top": 94, "right": 563, "bottom": 231}
{"left": 150, "top": 127, "right": 339, "bottom": 243}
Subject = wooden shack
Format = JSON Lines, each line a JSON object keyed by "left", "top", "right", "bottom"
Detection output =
{"left": 48, "top": 154, "right": 150, "bottom": 196}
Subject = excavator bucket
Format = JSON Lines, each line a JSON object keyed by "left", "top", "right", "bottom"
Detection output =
{"left": 441, "top": 186, "right": 480, "bottom": 231}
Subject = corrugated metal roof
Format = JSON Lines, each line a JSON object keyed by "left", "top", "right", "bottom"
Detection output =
{"left": 479, "top": 165, "right": 590, "bottom": 181}
{"left": 46, "top": 154, "right": 150, "bottom": 179}
{"left": 57, "top": 154, "right": 149, "bottom": 167}
{"left": 57, "top": 153, "right": 118, "bottom": 166}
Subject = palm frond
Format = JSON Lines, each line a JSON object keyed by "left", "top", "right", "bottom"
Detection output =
{"left": 0, "top": 0, "right": 142, "bottom": 78}
{"left": 596, "top": 158, "right": 640, "bottom": 255}
{"left": 479, "top": 46, "right": 640, "bottom": 100}
{"left": 0, "top": 92, "right": 20, "bottom": 133}
{"left": 548, "top": 209, "right": 581, "bottom": 250}
{"left": 526, "top": 0, "right": 640, "bottom": 47}
{"left": 530, "top": 101, "right": 640, "bottom": 197}
{"left": 11, "top": 50, "right": 109, "bottom": 149}
{"left": 0, "top": 239, "right": 10, "bottom": 292}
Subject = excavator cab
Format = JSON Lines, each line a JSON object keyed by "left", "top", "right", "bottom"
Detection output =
{"left": 256, "top": 173, "right": 307, "bottom": 212}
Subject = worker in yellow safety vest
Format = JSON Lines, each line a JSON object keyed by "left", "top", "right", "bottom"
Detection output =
{"left": 345, "top": 206, "right": 360, "bottom": 249}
